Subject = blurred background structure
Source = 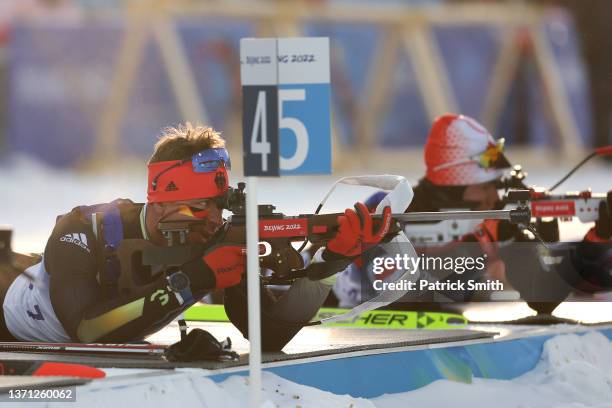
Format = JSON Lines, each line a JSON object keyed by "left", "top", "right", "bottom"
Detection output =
{"left": 0, "top": 0, "right": 608, "bottom": 173}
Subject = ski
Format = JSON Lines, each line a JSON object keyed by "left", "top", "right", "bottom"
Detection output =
{"left": 0, "top": 341, "right": 166, "bottom": 355}
{"left": 184, "top": 304, "right": 468, "bottom": 329}
{"left": 0, "top": 360, "right": 105, "bottom": 378}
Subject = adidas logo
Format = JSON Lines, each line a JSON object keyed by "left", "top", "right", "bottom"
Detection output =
{"left": 59, "top": 233, "right": 90, "bottom": 253}
{"left": 165, "top": 181, "right": 178, "bottom": 192}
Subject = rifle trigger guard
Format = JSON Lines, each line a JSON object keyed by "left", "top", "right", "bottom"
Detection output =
{"left": 260, "top": 240, "right": 304, "bottom": 278}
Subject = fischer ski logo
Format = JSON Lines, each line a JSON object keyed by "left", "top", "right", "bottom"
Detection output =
{"left": 416, "top": 312, "right": 436, "bottom": 328}
{"left": 313, "top": 309, "right": 468, "bottom": 329}
{"left": 316, "top": 310, "right": 412, "bottom": 326}
{"left": 59, "top": 233, "right": 90, "bottom": 253}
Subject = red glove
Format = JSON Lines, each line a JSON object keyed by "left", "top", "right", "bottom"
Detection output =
{"left": 326, "top": 202, "right": 392, "bottom": 258}
{"left": 202, "top": 244, "right": 246, "bottom": 289}
{"left": 472, "top": 220, "right": 501, "bottom": 260}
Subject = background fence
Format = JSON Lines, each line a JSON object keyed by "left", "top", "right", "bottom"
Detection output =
{"left": 0, "top": 1, "right": 595, "bottom": 173}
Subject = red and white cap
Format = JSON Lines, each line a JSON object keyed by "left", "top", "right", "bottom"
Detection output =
{"left": 424, "top": 114, "right": 511, "bottom": 186}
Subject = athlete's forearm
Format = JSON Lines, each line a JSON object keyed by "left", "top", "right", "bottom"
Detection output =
{"left": 75, "top": 277, "right": 208, "bottom": 343}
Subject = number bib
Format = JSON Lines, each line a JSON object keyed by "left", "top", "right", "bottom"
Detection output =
{"left": 3, "top": 261, "right": 70, "bottom": 342}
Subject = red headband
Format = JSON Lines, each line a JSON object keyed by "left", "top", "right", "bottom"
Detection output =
{"left": 147, "top": 160, "right": 229, "bottom": 203}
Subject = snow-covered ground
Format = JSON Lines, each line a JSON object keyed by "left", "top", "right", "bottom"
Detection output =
{"left": 373, "top": 331, "right": 612, "bottom": 408}
{"left": 58, "top": 330, "right": 612, "bottom": 407}
{"left": 223, "top": 333, "right": 612, "bottom": 408}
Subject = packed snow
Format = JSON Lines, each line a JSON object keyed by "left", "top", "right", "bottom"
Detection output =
{"left": 38, "top": 330, "right": 612, "bottom": 407}
{"left": 374, "top": 331, "right": 612, "bottom": 408}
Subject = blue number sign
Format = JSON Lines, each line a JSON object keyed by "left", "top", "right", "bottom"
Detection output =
{"left": 240, "top": 37, "right": 331, "bottom": 176}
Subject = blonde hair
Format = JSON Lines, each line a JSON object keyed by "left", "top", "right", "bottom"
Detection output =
{"left": 148, "top": 122, "right": 226, "bottom": 163}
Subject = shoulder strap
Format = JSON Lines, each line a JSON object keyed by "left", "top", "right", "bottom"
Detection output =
{"left": 78, "top": 199, "right": 130, "bottom": 295}
{"left": 79, "top": 199, "right": 129, "bottom": 249}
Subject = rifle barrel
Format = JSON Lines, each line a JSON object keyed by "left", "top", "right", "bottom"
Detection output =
{"left": 383, "top": 209, "right": 523, "bottom": 223}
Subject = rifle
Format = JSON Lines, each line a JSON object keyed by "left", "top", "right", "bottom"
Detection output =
{"left": 221, "top": 182, "right": 530, "bottom": 282}
{"left": 115, "top": 178, "right": 531, "bottom": 292}
{"left": 498, "top": 146, "right": 612, "bottom": 241}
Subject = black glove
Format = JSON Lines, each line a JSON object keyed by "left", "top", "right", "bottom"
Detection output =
{"left": 593, "top": 192, "right": 612, "bottom": 240}
{"left": 164, "top": 328, "right": 238, "bottom": 362}
{"left": 475, "top": 219, "right": 519, "bottom": 242}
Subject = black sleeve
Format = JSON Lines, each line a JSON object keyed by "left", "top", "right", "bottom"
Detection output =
{"left": 46, "top": 210, "right": 105, "bottom": 341}
{"left": 46, "top": 210, "right": 209, "bottom": 343}
{"left": 564, "top": 241, "right": 612, "bottom": 291}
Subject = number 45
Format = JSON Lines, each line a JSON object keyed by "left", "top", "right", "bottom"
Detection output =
{"left": 251, "top": 89, "right": 309, "bottom": 172}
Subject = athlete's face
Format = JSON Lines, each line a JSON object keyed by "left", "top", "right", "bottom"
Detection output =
{"left": 462, "top": 181, "right": 500, "bottom": 210}
{"left": 147, "top": 199, "right": 223, "bottom": 245}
